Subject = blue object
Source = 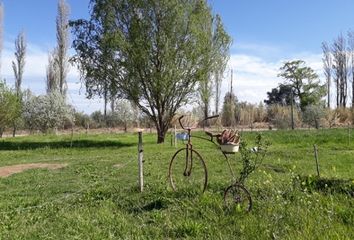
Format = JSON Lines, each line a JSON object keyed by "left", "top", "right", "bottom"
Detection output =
{"left": 176, "top": 133, "right": 189, "bottom": 141}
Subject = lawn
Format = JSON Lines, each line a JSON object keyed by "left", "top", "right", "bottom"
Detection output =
{"left": 0, "top": 128, "right": 353, "bottom": 239}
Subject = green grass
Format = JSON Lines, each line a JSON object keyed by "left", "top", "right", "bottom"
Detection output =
{"left": 0, "top": 128, "right": 353, "bottom": 239}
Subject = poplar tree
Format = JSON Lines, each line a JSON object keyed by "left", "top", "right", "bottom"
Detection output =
{"left": 71, "top": 0, "right": 231, "bottom": 143}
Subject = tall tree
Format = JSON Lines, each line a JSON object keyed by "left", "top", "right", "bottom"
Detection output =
{"left": 214, "top": 71, "right": 222, "bottom": 114}
{"left": 70, "top": 0, "right": 231, "bottom": 143}
{"left": 12, "top": 31, "right": 26, "bottom": 96}
{"left": 221, "top": 91, "right": 237, "bottom": 127}
{"left": 278, "top": 60, "right": 326, "bottom": 111}
{"left": 213, "top": 15, "right": 231, "bottom": 115}
{"left": 322, "top": 42, "right": 331, "bottom": 108}
{"left": 46, "top": 50, "right": 59, "bottom": 94}
{"left": 56, "top": 0, "right": 70, "bottom": 96}
{"left": 332, "top": 34, "right": 348, "bottom": 108}
{"left": 198, "top": 14, "right": 231, "bottom": 119}
{"left": 348, "top": 31, "right": 354, "bottom": 107}
{"left": 0, "top": 2, "right": 3, "bottom": 75}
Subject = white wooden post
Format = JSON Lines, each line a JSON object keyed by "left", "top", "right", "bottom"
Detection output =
{"left": 138, "top": 131, "right": 144, "bottom": 192}
{"left": 174, "top": 125, "right": 177, "bottom": 148}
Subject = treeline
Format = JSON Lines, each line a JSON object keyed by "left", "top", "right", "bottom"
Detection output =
{"left": 322, "top": 32, "right": 354, "bottom": 108}
{"left": 0, "top": 0, "right": 73, "bottom": 137}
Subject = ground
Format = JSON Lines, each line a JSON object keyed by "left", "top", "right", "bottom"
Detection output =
{"left": 0, "top": 129, "right": 353, "bottom": 239}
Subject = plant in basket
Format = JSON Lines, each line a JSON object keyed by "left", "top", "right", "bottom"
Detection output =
{"left": 217, "top": 129, "right": 240, "bottom": 153}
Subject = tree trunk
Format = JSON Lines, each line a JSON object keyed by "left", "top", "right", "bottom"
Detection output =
{"left": 155, "top": 121, "right": 168, "bottom": 144}
{"left": 12, "top": 124, "right": 16, "bottom": 137}
{"left": 203, "top": 103, "right": 209, "bottom": 128}
{"left": 0, "top": 128, "right": 3, "bottom": 138}
{"left": 157, "top": 129, "right": 166, "bottom": 143}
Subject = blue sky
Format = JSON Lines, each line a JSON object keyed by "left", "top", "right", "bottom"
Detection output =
{"left": 2, "top": 0, "right": 354, "bottom": 113}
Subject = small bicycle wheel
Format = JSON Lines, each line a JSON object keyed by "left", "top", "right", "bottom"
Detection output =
{"left": 224, "top": 184, "right": 252, "bottom": 212}
{"left": 168, "top": 148, "right": 208, "bottom": 193}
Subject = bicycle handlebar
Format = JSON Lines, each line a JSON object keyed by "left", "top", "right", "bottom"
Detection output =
{"left": 203, "top": 114, "right": 219, "bottom": 122}
{"left": 178, "top": 115, "right": 219, "bottom": 130}
{"left": 178, "top": 115, "right": 186, "bottom": 130}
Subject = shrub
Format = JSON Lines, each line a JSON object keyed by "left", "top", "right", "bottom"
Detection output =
{"left": 23, "top": 91, "right": 73, "bottom": 133}
{"left": 302, "top": 104, "right": 326, "bottom": 129}
{"left": 0, "top": 80, "right": 21, "bottom": 136}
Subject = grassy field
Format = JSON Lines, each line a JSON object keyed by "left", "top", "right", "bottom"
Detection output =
{"left": 0, "top": 128, "right": 353, "bottom": 239}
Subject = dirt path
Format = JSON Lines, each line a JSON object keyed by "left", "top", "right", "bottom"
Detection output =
{"left": 0, "top": 163, "right": 68, "bottom": 178}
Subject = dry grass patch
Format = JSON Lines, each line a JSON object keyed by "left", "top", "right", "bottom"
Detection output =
{"left": 0, "top": 163, "right": 68, "bottom": 178}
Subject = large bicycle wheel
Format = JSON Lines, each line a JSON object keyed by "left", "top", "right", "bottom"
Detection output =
{"left": 168, "top": 148, "right": 208, "bottom": 193}
{"left": 224, "top": 184, "right": 252, "bottom": 212}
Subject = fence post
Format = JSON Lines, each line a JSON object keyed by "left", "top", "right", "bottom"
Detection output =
{"left": 348, "top": 124, "right": 351, "bottom": 146}
{"left": 313, "top": 144, "right": 320, "bottom": 177}
{"left": 138, "top": 131, "right": 144, "bottom": 192}
{"left": 174, "top": 125, "right": 177, "bottom": 148}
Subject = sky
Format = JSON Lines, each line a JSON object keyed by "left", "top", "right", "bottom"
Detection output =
{"left": 2, "top": 0, "right": 354, "bottom": 113}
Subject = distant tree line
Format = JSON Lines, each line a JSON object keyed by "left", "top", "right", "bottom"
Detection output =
{"left": 322, "top": 32, "right": 354, "bottom": 108}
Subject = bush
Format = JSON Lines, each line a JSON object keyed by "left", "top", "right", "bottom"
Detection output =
{"left": 0, "top": 80, "right": 21, "bottom": 136}
{"left": 302, "top": 104, "right": 326, "bottom": 129}
{"left": 23, "top": 91, "right": 74, "bottom": 133}
{"left": 74, "top": 111, "right": 91, "bottom": 129}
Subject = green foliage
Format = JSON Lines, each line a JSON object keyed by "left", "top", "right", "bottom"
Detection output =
{"left": 264, "top": 84, "right": 294, "bottom": 106}
{"left": 0, "top": 129, "right": 353, "bottom": 239}
{"left": 0, "top": 80, "right": 22, "bottom": 135}
{"left": 278, "top": 60, "right": 326, "bottom": 111}
{"left": 73, "top": 111, "right": 91, "bottom": 128}
{"left": 302, "top": 104, "right": 326, "bottom": 129}
{"left": 221, "top": 91, "right": 237, "bottom": 126}
{"left": 238, "top": 134, "right": 270, "bottom": 184}
{"left": 22, "top": 91, "right": 73, "bottom": 133}
{"left": 70, "top": 0, "right": 231, "bottom": 143}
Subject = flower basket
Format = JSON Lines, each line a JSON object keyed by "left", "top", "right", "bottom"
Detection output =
{"left": 220, "top": 142, "right": 239, "bottom": 153}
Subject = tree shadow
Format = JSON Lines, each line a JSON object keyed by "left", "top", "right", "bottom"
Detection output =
{"left": 0, "top": 139, "right": 135, "bottom": 150}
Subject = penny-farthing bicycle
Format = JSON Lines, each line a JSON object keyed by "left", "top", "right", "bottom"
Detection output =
{"left": 168, "top": 115, "right": 253, "bottom": 212}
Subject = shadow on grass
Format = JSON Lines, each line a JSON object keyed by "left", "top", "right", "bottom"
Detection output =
{"left": 295, "top": 175, "right": 354, "bottom": 197}
{"left": 0, "top": 139, "right": 135, "bottom": 150}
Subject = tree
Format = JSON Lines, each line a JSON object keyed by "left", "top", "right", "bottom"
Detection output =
{"left": 221, "top": 91, "right": 237, "bottom": 127}
{"left": 198, "top": 14, "right": 231, "bottom": 120}
{"left": 22, "top": 91, "right": 73, "bottom": 133}
{"left": 331, "top": 34, "right": 348, "bottom": 108}
{"left": 115, "top": 99, "right": 136, "bottom": 132}
{"left": 214, "top": 71, "right": 222, "bottom": 114}
{"left": 278, "top": 60, "right": 326, "bottom": 111}
{"left": 0, "top": 2, "right": 3, "bottom": 75}
{"left": 0, "top": 80, "right": 21, "bottom": 137}
{"left": 264, "top": 84, "right": 294, "bottom": 106}
{"left": 11, "top": 31, "right": 27, "bottom": 136}
{"left": 46, "top": 50, "right": 59, "bottom": 94}
{"left": 322, "top": 42, "right": 331, "bottom": 108}
{"left": 12, "top": 31, "right": 26, "bottom": 96}
{"left": 70, "top": 0, "right": 231, "bottom": 143}
{"left": 303, "top": 104, "right": 326, "bottom": 129}
{"left": 56, "top": 0, "right": 70, "bottom": 96}
{"left": 348, "top": 31, "right": 354, "bottom": 108}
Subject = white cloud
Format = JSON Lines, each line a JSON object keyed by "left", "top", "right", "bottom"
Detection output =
{"left": 216, "top": 51, "right": 323, "bottom": 108}
{"left": 2, "top": 39, "right": 326, "bottom": 114}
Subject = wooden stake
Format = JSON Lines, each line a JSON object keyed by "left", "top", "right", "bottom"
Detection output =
{"left": 174, "top": 125, "right": 177, "bottom": 148}
{"left": 348, "top": 124, "right": 351, "bottom": 146}
{"left": 313, "top": 144, "right": 320, "bottom": 177}
{"left": 70, "top": 126, "right": 74, "bottom": 148}
{"left": 138, "top": 131, "right": 144, "bottom": 192}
